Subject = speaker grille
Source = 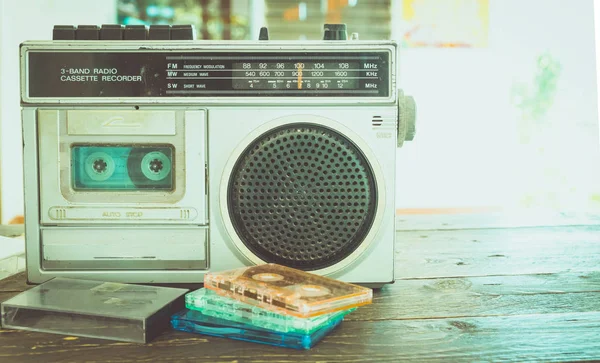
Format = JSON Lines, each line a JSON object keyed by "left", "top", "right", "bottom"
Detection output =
{"left": 227, "top": 123, "right": 377, "bottom": 271}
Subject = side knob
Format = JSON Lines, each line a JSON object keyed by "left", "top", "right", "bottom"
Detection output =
{"left": 398, "top": 90, "right": 417, "bottom": 147}
{"left": 404, "top": 96, "right": 416, "bottom": 141}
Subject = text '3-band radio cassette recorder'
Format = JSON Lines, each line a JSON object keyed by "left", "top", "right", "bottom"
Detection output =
{"left": 20, "top": 24, "right": 416, "bottom": 287}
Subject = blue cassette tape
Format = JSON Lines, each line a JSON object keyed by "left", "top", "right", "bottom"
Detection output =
{"left": 71, "top": 145, "right": 174, "bottom": 190}
{"left": 171, "top": 308, "right": 343, "bottom": 350}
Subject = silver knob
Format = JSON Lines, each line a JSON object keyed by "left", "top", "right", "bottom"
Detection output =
{"left": 397, "top": 90, "right": 417, "bottom": 147}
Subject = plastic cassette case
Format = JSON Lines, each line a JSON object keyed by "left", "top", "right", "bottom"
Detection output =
{"left": 186, "top": 288, "right": 355, "bottom": 334}
{"left": 171, "top": 308, "right": 343, "bottom": 350}
{"left": 0, "top": 278, "right": 187, "bottom": 343}
{"left": 204, "top": 264, "right": 372, "bottom": 318}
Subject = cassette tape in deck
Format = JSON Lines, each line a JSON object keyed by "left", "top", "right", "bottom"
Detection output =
{"left": 71, "top": 145, "right": 174, "bottom": 190}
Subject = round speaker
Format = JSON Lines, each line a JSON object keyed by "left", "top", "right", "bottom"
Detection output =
{"left": 227, "top": 123, "right": 377, "bottom": 271}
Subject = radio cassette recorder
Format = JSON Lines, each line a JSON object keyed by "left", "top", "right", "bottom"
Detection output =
{"left": 20, "top": 24, "right": 416, "bottom": 287}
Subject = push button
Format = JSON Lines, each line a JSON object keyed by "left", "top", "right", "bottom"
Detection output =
{"left": 75, "top": 25, "right": 100, "bottom": 40}
{"left": 124, "top": 25, "right": 147, "bottom": 40}
{"left": 171, "top": 25, "right": 195, "bottom": 40}
{"left": 52, "top": 24, "right": 197, "bottom": 40}
{"left": 149, "top": 25, "right": 171, "bottom": 40}
{"left": 100, "top": 25, "right": 123, "bottom": 40}
{"left": 53, "top": 25, "right": 75, "bottom": 40}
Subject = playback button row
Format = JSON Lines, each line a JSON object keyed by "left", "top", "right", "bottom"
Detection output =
{"left": 52, "top": 24, "right": 196, "bottom": 41}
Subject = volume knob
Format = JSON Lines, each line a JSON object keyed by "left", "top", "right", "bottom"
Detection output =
{"left": 397, "top": 90, "right": 417, "bottom": 147}
{"left": 259, "top": 27, "right": 269, "bottom": 40}
{"left": 323, "top": 23, "right": 347, "bottom": 40}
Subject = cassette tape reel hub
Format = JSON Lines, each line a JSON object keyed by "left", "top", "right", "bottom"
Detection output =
{"left": 20, "top": 24, "right": 416, "bottom": 287}
{"left": 85, "top": 151, "right": 115, "bottom": 181}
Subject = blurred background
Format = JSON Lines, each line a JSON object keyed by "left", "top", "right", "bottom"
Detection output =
{"left": 0, "top": 0, "right": 598, "bottom": 224}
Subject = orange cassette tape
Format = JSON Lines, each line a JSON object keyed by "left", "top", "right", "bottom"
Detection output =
{"left": 204, "top": 264, "right": 373, "bottom": 318}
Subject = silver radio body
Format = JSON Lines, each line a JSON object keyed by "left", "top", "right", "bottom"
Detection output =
{"left": 21, "top": 38, "right": 414, "bottom": 287}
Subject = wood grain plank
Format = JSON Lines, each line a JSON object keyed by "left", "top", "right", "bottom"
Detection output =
{"left": 4, "top": 226, "right": 598, "bottom": 290}
{"left": 351, "top": 272, "right": 600, "bottom": 321}
{"left": 0, "top": 272, "right": 30, "bottom": 292}
{"left": 1, "top": 312, "right": 598, "bottom": 362}
{"left": 2, "top": 272, "right": 599, "bottom": 323}
{"left": 0, "top": 225, "right": 599, "bottom": 362}
{"left": 396, "top": 226, "right": 600, "bottom": 278}
{"left": 329, "top": 312, "right": 600, "bottom": 362}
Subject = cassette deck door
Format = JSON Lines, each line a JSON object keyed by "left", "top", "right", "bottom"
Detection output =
{"left": 37, "top": 108, "right": 207, "bottom": 225}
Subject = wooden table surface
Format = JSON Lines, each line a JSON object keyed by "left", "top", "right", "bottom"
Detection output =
{"left": 1, "top": 225, "right": 599, "bottom": 362}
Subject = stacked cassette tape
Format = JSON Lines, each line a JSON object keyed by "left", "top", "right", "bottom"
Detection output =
{"left": 171, "top": 264, "right": 373, "bottom": 349}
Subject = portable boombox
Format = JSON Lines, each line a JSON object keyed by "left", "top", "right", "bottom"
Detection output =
{"left": 20, "top": 24, "right": 416, "bottom": 287}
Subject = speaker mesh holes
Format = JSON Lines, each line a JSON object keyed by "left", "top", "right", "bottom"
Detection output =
{"left": 228, "top": 123, "right": 377, "bottom": 271}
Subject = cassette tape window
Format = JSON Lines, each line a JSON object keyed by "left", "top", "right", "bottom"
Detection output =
{"left": 71, "top": 144, "right": 175, "bottom": 191}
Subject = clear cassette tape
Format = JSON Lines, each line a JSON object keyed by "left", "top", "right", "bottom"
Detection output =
{"left": 171, "top": 308, "right": 343, "bottom": 350}
{"left": 204, "top": 264, "right": 372, "bottom": 318}
{"left": 71, "top": 145, "right": 174, "bottom": 190}
{"left": 185, "top": 288, "right": 355, "bottom": 334}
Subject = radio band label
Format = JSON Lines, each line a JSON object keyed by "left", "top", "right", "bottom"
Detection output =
{"left": 27, "top": 51, "right": 389, "bottom": 98}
